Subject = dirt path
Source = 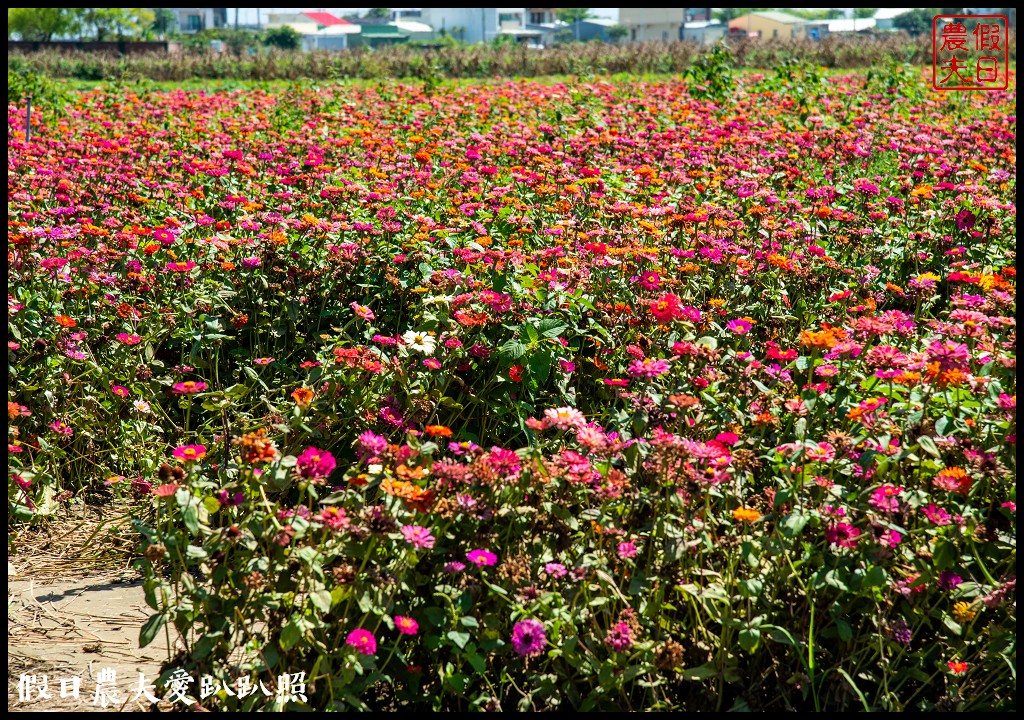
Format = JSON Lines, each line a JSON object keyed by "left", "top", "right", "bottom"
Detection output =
{"left": 8, "top": 567, "right": 175, "bottom": 712}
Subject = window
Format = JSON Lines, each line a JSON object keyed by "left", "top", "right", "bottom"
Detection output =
{"left": 186, "top": 14, "right": 202, "bottom": 31}
{"left": 772, "top": 29, "right": 778, "bottom": 38}
{"left": 662, "top": 30, "right": 668, "bottom": 41}
{"left": 499, "top": 13, "right": 522, "bottom": 26}
{"left": 530, "top": 12, "right": 546, "bottom": 25}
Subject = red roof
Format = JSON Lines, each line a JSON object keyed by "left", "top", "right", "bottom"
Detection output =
{"left": 301, "top": 11, "right": 351, "bottom": 26}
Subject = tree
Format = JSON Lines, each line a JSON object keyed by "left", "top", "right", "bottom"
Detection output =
{"left": 366, "top": 8, "right": 391, "bottom": 19}
{"left": 606, "top": 24, "right": 629, "bottom": 43}
{"left": 263, "top": 25, "right": 300, "bottom": 50}
{"left": 150, "top": 8, "right": 177, "bottom": 39}
{"left": 854, "top": 8, "right": 878, "bottom": 19}
{"left": 555, "top": 8, "right": 594, "bottom": 25}
{"left": 8, "top": 8, "right": 78, "bottom": 41}
{"left": 75, "top": 8, "right": 155, "bottom": 41}
{"left": 892, "top": 8, "right": 943, "bottom": 37}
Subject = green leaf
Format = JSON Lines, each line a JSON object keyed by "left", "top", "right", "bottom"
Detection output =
{"left": 140, "top": 612, "right": 166, "bottom": 648}
{"left": 465, "top": 652, "right": 487, "bottom": 674}
{"left": 528, "top": 350, "right": 552, "bottom": 384}
{"left": 933, "top": 538, "right": 957, "bottom": 570}
{"left": 536, "top": 319, "right": 568, "bottom": 338}
{"left": 836, "top": 619, "right": 853, "bottom": 643}
{"left": 446, "top": 630, "right": 471, "bottom": 649}
{"left": 918, "top": 435, "right": 941, "bottom": 458}
{"left": 696, "top": 336, "right": 718, "bottom": 351}
{"left": 499, "top": 341, "right": 526, "bottom": 362}
{"left": 738, "top": 628, "right": 760, "bottom": 652}
{"left": 780, "top": 511, "right": 808, "bottom": 538}
{"left": 203, "top": 497, "right": 221, "bottom": 514}
{"left": 280, "top": 618, "right": 303, "bottom": 650}
{"left": 863, "top": 565, "right": 887, "bottom": 588}
{"left": 309, "top": 589, "right": 333, "bottom": 613}
{"left": 681, "top": 663, "right": 717, "bottom": 680}
{"left": 183, "top": 505, "right": 200, "bottom": 535}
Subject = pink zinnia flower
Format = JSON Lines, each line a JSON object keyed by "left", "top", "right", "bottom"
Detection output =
{"left": 466, "top": 549, "right": 498, "bottom": 567}
{"left": 111, "top": 385, "right": 130, "bottom": 397}
{"left": 171, "top": 380, "right": 207, "bottom": 394}
{"left": 617, "top": 541, "right": 637, "bottom": 559}
{"left": 394, "top": 616, "right": 419, "bottom": 636}
{"left": 869, "top": 485, "right": 902, "bottom": 513}
{"left": 825, "top": 523, "right": 861, "bottom": 548}
{"left": 313, "top": 506, "right": 350, "bottom": 531}
{"left": 296, "top": 447, "right": 336, "bottom": 483}
{"left": 116, "top": 333, "right": 142, "bottom": 346}
{"left": 346, "top": 629, "right": 377, "bottom": 655}
{"left": 922, "top": 504, "right": 952, "bottom": 525}
{"left": 153, "top": 483, "right": 179, "bottom": 497}
{"left": 50, "top": 421, "right": 73, "bottom": 437}
{"left": 543, "top": 406, "right": 586, "bottom": 430}
{"left": 628, "top": 357, "right": 670, "bottom": 378}
{"left": 401, "top": 525, "right": 436, "bottom": 550}
{"left": 544, "top": 562, "right": 567, "bottom": 578}
{"left": 350, "top": 302, "right": 375, "bottom": 321}
{"left": 172, "top": 444, "right": 207, "bottom": 462}
{"left": 726, "top": 318, "right": 753, "bottom": 335}
{"left": 254, "top": 357, "right": 274, "bottom": 366}
{"left": 423, "top": 358, "right": 441, "bottom": 370}
{"left": 511, "top": 619, "right": 546, "bottom": 657}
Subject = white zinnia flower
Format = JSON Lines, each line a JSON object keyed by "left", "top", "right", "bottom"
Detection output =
{"left": 402, "top": 330, "right": 436, "bottom": 356}
{"left": 133, "top": 399, "right": 151, "bottom": 414}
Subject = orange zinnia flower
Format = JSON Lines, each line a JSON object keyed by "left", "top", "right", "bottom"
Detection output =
{"left": 732, "top": 508, "right": 761, "bottom": 522}
{"left": 54, "top": 315, "right": 77, "bottom": 328}
{"left": 425, "top": 425, "right": 453, "bottom": 438}
{"left": 291, "top": 387, "right": 315, "bottom": 408}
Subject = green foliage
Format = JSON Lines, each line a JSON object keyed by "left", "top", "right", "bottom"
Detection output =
{"left": 7, "top": 8, "right": 78, "bottom": 41}
{"left": 606, "top": 24, "right": 629, "bottom": 41}
{"left": 263, "top": 25, "right": 301, "bottom": 51}
{"left": 556, "top": 8, "right": 595, "bottom": 25}
{"left": 683, "top": 42, "right": 735, "bottom": 102}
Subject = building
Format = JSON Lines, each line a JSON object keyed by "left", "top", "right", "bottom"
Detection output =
{"left": 562, "top": 18, "right": 618, "bottom": 43}
{"left": 727, "top": 11, "right": 829, "bottom": 41}
{"left": 618, "top": 8, "right": 713, "bottom": 42}
{"left": 420, "top": 8, "right": 532, "bottom": 44}
{"left": 170, "top": 8, "right": 227, "bottom": 33}
{"left": 527, "top": 8, "right": 558, "bottom": 25}
{"left": 871, "top": 8, "right": 912, "bottom": 31}
{"left": 826, "top": 17, "right": 877, "bottom": 34}
{"left": 682, "top": 20, "right": 726, "bottom": 44}
{"left": 265, "top": 12, "right": 360, "bottom": 51}
{"left": 390, "top": 8, "right": 424, "bottom": 21}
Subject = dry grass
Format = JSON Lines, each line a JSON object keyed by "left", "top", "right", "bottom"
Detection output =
{"left": 9, "top": 502, "right": 140, "bottom": 583}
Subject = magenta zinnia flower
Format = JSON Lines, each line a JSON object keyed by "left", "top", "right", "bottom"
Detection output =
{"left": 511, "top": 619, "right": 546, "bottom": 657}
{"left": 346, "top": 629, "right": 377, "bottom": 655}
{"left": 172, "top": 444, "right": 207, "bottom": 462}
{"left": 394, "top": 616, "right": 419, "bottom": 636}
{"left": 628, "top": 357, "right": 670, "bottom": 378}
{"left": 726, "top": 318, "right": 753, "bottom": 335}
{"left": 825, "top": 523, "right": 861, "bottom": 548}
{"left": 467, "top": 549, "right": 497, "bottom": 567}
{"left": 296, "top": 447, "right": 336, "bottom": 483}
{"left": 171, "top": 380, "right": 207, "bottom": 394}
{"left": 401, "top": 525, "right": 436, "bottom": 549}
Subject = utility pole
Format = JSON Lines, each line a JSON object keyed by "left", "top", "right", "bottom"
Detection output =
{"left": 481, "top": 8, "right": 487, "bottom": 44}
{"left": 234, "top": 7, "right": 239, "bottom": 29}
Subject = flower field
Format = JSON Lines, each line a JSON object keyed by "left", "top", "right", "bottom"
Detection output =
{"left": 7, "top": 68, "right": 1016, "bottom": 711}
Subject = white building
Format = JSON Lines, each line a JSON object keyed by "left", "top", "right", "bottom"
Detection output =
{"left": 872, "top": 8, "right": 912, "bottom": 31}
{"left": 420, "top": 8, "right": 532, "bottom": 44}
{"left": 265, "top": 11, "right": 361, "bottom": 50}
